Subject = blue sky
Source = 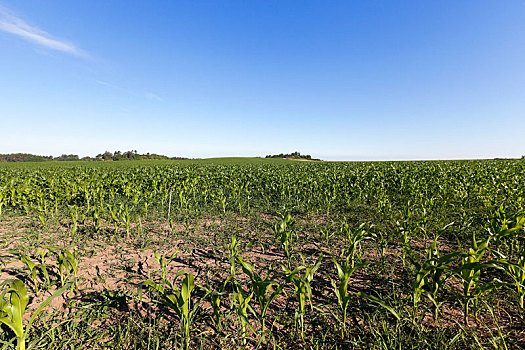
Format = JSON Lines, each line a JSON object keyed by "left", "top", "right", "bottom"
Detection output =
{"left": 0, "top": 1, "right": 524, "bottom": 160}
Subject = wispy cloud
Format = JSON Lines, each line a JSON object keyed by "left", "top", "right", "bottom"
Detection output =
{"left": 95, "top": 80, "right": 164, "bottom": 102}
{"left": 0, "top": 5, "right": 86, "bottom": 57}
{"left": 95, "top": 80, "right": 115, "bottom": 88}
{"left": 145, "top": 92, "right": 163, "bottom": 102}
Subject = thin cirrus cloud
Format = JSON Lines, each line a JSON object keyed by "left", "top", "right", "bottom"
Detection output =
{"left": 0, "top": 5, "right": 86, "bottom": 57}
{"left": 95, "top": 80, "right": 164, "bottom": 102}
{"left": 144, "top": 92, "right": 163, "bottom": 102}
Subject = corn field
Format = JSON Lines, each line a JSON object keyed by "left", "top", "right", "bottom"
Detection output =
{"left": 0, "top": 158, "right": 524, "bottom": 349}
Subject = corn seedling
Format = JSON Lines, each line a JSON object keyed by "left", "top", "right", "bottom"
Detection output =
{"left": 232, "top": 281, "right": 254, "bottom": 346}
{"left": 394, "top": 205, "right": 418, "bottom": 265}
{"left": 68, "top": 205, "right": 79, "bottom": 239}
{"left": 49, "top": 247, "right": 79, "bottom": 291}
{"left": 407, "top": 239, "right": 458, "bottom": 322}
{"left": 282, "top": 253, "right": 322, "bottom": 340}
{"left": 168, "top": 216, "right": 175, "bottom": 234}
{"left": 212, "top": 189, "right": 227, "bottom": 214}
{"left": 0, "top": 279, "right": 71, "bottom": 350}
{"left": 35, "top": 205, "right": 46, "bottom": 228}
{"left": 141, "top": 272, "right": 201, "bottom": 349}
{"left": 320, "top": 224, "right": 335, "bottom": 246}
{"left": 9, "top": 252, "right": 49, "bottom": 295}
{"left": 341, "top": 222, "right": 368, "bottom": 268}
{"left": 154, "top": 249, "right": 180, "bottom": 281}
{"left": 329, "top": 248, "right": 365, "bottom": 339}
{"left": 273, "top": 213, "right": 296, "bottom": 268}
{"left": 91, "top": 207, "right": 102, "bottom": 233}
{"left": 236, "top": 256, "right": 287, "bottom": 341}
{"left": 492, "top": 246, "right": 525, "bottom": 312}
{"left": 121, "top": 204, "right": 132, "bottom": 238}
{"left": 370, "top": 228, "right": 393, "bottom": 259}
{"left": 0, "top": 191, "right": 4, "bottom": 217}
{"left": 167, "top": 188, "right": 173, "bottom": 218}
{"left": 107, "top": 204, "right": 120, "bottom": 233}
{"left": 35, "top": 249, "right": 51, "bottom": 289}
{"left": 201, "top": 271, "right": 231, "bottom": 333}
{"left": 455, "top": 232, "right": 498, "bottom": 325}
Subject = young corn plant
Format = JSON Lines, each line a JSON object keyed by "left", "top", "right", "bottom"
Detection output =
{"left": 91, "top": 207, "right": 102, "bottom": 233}
{"left": 273, "top": 213, "right": 296, "bottom": 268}
{"left": 107, "top": 203, "right": 120, "bottom": 234}
{"left": 140, "top": 272, "right": 201, "bottom": 349}
{"left": 168, "top": 216, "right": 175, "bottom": 234}
{"left": 329, "top": 247, "right": 364, "bottom": 339}
{"left": 9, "top": 252, "right": 49, "bottom": 295}
{"left": 370, "top": 228, "right": 393, "bottom": 259}
{"left": 320, "top": 224, "right": 335, "bottom": 246}
{"left": 49, "top": 247, "right": 79, "bottom": 292}
{"left": 154, "top": 249, "right": 180, "bottom": 282}
{"left": 68, "top": 205, "right": 79, "bottom": 239}
{"left": 121, "top": 204, "right": 132, "bottom": 239}
{"left": 394, "top": 205, "right": 418, "bottom": 265}
{"left": 236, "top": 256, "right": 287, "bottom": 342}
{"left": 201, "top": 271, "right": 230, "bottom": 333}
{"left": 323, "top": 183, "right": 337, "bottom": 215}
{"left": 341, "top": 222, "right": 368, "bottom": 268}
{"left": 232, "top": 282, "right": 254, "bottom": 346}
{"left": 274, "top": 212, "right": 296, "bottom": 235}
{"left": 282, "top": 253, "right": 323, "bottom": 340}
{"left": 0, "top": 279, "right": 71, "bottom": 350}
{"left": 277, "top": 228, "right": 293, "bottom": 268}
{"left": 36, "top": 248, "right": 51, "bottom": 289}
{"left": 492, "top": 234, "right": 525, "bottom": 313}
{"left": 212, "top": 189, "right": 227, "bottom": 214}
{"left": 376, "top": 194, "right": 390, "bottom": 218}
{"left": 407, "top": 239, "right": 458, "bottom": 322}
{"left": 34, "top": 204, "right": 46, "bottom": 228}
{"left": 455, "top": 232, "right": 498, "bottom": 325}
{"left": 184, "top": 215, "right": 191, "bottom": 232}
{"left": 143, "top": 191, "right": 152, "bottom": 215}
{"left": 495, "top": 256, "right": 525, "bottom": 313}
{"left": 166, "top": 188, "right": 173, "bottom": 218}
{"left": 488, "top": 205, "right": 523, "bottom": 238}
{"left": 489, "top": 206, "right": 525, "bottom": 256}
{"left": 0, "top": 191, "right": 4, "bottom": 217}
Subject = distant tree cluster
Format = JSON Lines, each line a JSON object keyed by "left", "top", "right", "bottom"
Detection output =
{"left": 95, "top": 150, "right": 181, "bottom": 161}
{"left": 265, "top": 151, "right": 320, "bottom": 161}
{"left": 0, "top": 151, "right": 188, "bottom": 162}
{"left": 0, "top": 153, "right": 53, "bottom": 162}
{"left": 54, "top": 154, "right": 80, "bottom": 161}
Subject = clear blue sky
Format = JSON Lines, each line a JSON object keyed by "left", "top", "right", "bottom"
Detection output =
{"left": 1, "top": 1, "right": 524, "bottom": 160}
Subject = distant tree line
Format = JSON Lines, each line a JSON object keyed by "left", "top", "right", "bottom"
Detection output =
{"left": 0, "top": 153, "right": 53, "bottom": 162}
{"left": 94, "top": 150, "right": 187, "bottom": 161}
{"left": 0, "top": 151, "right": 188, "bottom": 162}
{"left": 265, "top": 151, "right": 320, "bottom": 161}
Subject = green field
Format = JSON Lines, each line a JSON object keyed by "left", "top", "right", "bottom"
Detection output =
{"left": 1, "top": 158, "right": 524, "bottom": 349}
